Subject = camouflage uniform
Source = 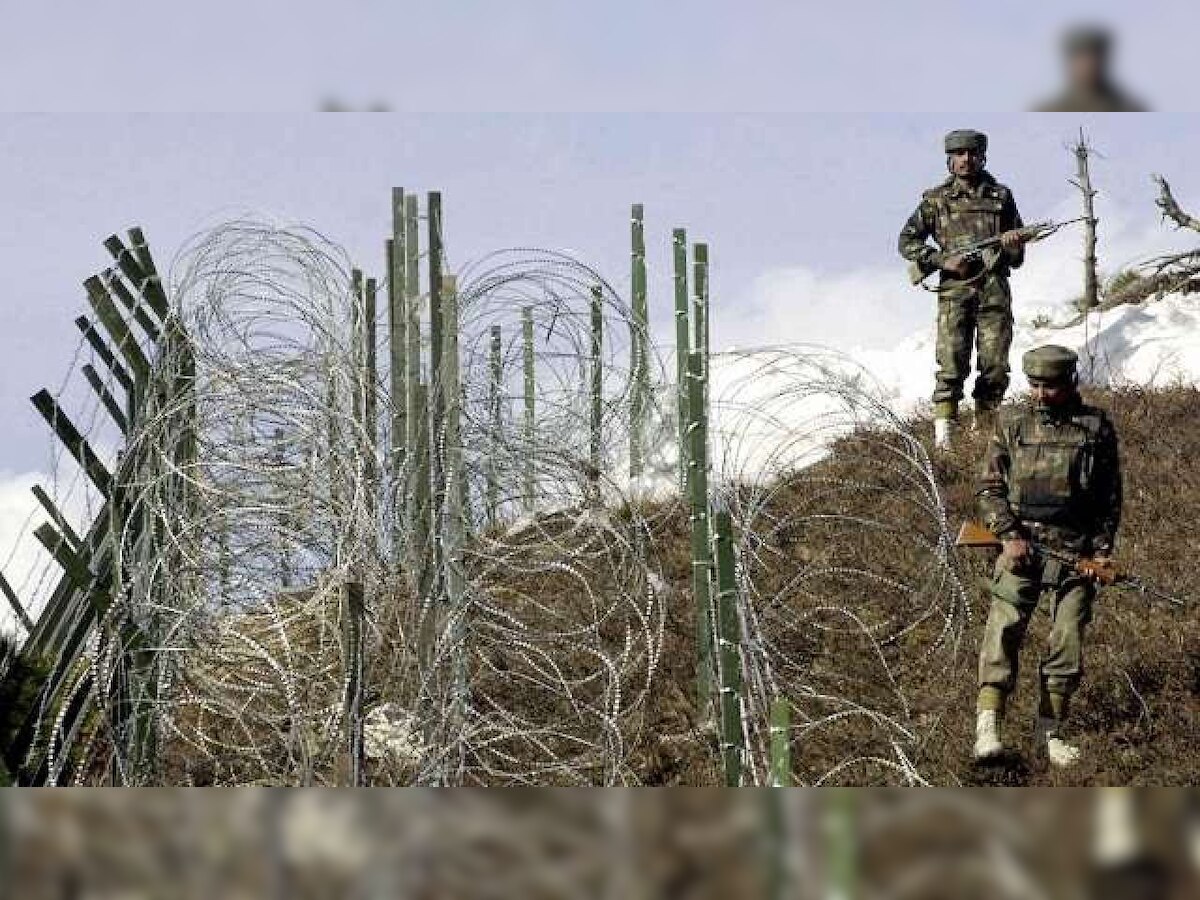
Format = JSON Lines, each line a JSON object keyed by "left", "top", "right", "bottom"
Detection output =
{"left": 899, "top": 169, "right": 1025, "bottom": 417}
{"left": 975, "top": 381, "right": 1122, "bottom": 724}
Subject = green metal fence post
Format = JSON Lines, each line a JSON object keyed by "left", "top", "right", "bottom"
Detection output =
{"left": 686, "top": 351, "right": 714, "bottom": 716}
{"left": 404, "top": 194, "right": 423, "bottom": 583}
{"left": 673, "top": 229, "right": 690, "bottom": 489}
{"left": 713, "top": 507, "right": 743, "bottom": 786}
{"left": 351, "top": 268, "right": 364, "bottom": 431}
{"left": 388, "top": 187, "right": 408, "bottom": 565}
{"left": 487, "top": 325, "right": 502, "bottom": 527}
{"left": 342, "top": 579, "right": 365, "bottom": 786}
{"left": 365, "top": 275, "right": 379, "bottom": 555}
{"left": 826, "top": 789, "right": 857, "bottom": 900}
{"left": 629, "top": 204, "right": 648, "bottom": 479}
{"left": 441, "top": 273, "right": 468, "bottom": 781}
{"left": 694, "top": 244, "right": 710, "bottom": 371}
{"left": 413, "top": 382, "right": 433, "bottom": 602}
{"left": 769, "top": 698, "right": 792, "bottom": 787}
{"left": 273, "top": 428, "right": 293, "bottom": 588}
{"left": 589, "top": 285, "right": 604, "bottom": 503}
{"left": 522, "top": 307, "right": 536, "bottom": 515}
{"left": 427, "top": 193, "right": 445, "bottom": 598}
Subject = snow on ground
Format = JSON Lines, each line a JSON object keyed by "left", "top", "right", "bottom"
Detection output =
{"left": 857, "top": 293, "right": 1200, "bottom": 414}
{"left": 622, "top": 292, "right": 1200, "bottom": 504}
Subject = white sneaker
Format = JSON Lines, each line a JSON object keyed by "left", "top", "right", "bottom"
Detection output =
{"left": 934, "top": 417, "right": 954, "bottom": 451}
{"left": 974, "top": 709, "right": 1003, "bottom": 760}
{"left": 1037, "top": 717, "right": 1081, "bottom": 768}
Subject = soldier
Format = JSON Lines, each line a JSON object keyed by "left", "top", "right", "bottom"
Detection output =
{"left": 1033, "top": 26, "right": 1146, "bottom": 113}
{"left": 899, "top": 129, "right": 1027, "bottom": 450}
{"left": 973, "top": 345, "right": 1122, "bottom": 767}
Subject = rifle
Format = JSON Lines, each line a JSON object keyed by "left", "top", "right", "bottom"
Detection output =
{"left": 908, "top": 217, "right": 1089, "bottom": 286}
{"left": 955, "top": 520, "right": 1187, "bottom": 608}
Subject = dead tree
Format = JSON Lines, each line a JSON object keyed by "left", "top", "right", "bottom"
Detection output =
{"left": 1154, "top": 174, "right": 1200, "bottom": 232}
{"left": 1100, "top": 176, "right": 1200, "bottom": 309}
{"left": 1072, "top": 131, "right": 1100, "bottom": 312}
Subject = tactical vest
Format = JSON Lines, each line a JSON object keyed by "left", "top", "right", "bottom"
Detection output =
{"left": 924, "top": 183, "right": 1007, "bottom": 255}
{"left": 1006, "top": 406, "right": 1104, "bottom": 530}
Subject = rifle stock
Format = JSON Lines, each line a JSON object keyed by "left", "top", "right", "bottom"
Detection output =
{"left": 955, "top": 521, "right": 1186, "bottom": 605}
{"left": 955, "top": 520, "right": 1003, "bottom": 549}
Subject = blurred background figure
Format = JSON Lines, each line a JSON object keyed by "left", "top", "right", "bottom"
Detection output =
{"left": 1087, "top": 789, "right": 1170, "bottom": 900}
{"left": 1035, "top": 24, "right": 1147, "bottom": 112}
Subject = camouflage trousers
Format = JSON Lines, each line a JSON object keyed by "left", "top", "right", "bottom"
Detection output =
{"left": 978, "top": 552, "right": 1095, "bottom": 702}
{"left": 933, "top": 274, "right": 1013, "bottom": 412}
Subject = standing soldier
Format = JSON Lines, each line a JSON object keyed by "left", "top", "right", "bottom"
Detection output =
{"left": 973, "top": 345, "right": 1122, "bottom": 767}
{"left": 899, "top": 129, "right": 1028, "bottom": 450}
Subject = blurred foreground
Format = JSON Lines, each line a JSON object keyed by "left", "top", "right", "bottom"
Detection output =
{"left": 3, "top": 789, "right": 1200, "bottom": 899}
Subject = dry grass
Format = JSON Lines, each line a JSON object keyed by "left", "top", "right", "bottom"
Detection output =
{"left": 19, "top": 388, "right": 1200, "bottom": 786}
{"left": 632, "top": 385, "right": 1200, "bottom": 785}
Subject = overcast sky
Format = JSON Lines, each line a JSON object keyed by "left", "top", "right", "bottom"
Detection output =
{"left": 3, "top": 113, "right": 1199, "bottom": 479}
{"left": 4, "top": 104, "right": 1200, "bottom": 633}
{"left": 1, "top": 1, "right": 1195, "bottom": 111}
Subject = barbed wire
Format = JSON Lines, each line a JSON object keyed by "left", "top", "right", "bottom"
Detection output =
{"left": 707, "top": 346, "right": 971, "bottom": 785}
{"left": 10, "top": 221, "right": 971, "bottom": 788}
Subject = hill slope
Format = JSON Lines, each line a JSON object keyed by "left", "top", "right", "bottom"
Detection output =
{"left": 640, "top": 384, "right": 1200, "bottom": 785}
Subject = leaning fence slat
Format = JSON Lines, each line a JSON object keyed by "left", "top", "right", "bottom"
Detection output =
{"left": 0, "top": 569, "right": 33, "bottom": 632}
{"left": 106, "top": 231, "right": 170, "bottom": 321}
{"left": 75, "top": 316, "right": 133, "bottom": 395}
{"left": 30, "top": 390, "right": 113, "bottom": 498}
{"left": 81, "top": 364, "right": 129, "bottom": 434}
{"left": 33, "top": 523, "right": 91, "bottom": 590}
{"left": 101, "top": 269, "right": 161, "bottom": 343}
{"left": 31, "top": 486, "right": 84, "bottom": 554}
{"left": 83, "top": 276, "right": 150, "bottom": 387}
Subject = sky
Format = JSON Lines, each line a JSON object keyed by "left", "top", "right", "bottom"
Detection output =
{"left": 3, "top": 113, "right": 1200, "bottom": 480}
{"left": 1, "top": 1, "right": 1197, "bottom": 111}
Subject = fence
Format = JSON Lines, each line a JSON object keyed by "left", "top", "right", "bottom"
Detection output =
{"left": 0, "top": 192, "right": 968, "bottom": 792}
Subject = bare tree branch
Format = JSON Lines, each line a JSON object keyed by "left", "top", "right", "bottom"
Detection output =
{"left": 1153, "top": 174, "right": 1200, "bottom": 232}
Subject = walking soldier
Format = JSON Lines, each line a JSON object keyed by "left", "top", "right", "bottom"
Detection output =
{"left": 973, "top": 345, "right": 1122, "bottom": 767}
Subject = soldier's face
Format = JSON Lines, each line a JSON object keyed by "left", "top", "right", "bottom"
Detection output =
{"left": 948, "top": 149, "right": 984, "bottom": 178}
{"left": 1068, "top": 48, "right": 1107, "bottom": 88}
{"left": 1030, "top": 380, "right": 1072, "bottom": 406}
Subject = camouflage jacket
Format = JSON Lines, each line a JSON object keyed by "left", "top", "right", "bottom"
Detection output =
{"left": 977, "top": 397, "right": 1122, "bottom": 553}
{"left": 898, "top": 172, "right": 1025, "bottom": 283}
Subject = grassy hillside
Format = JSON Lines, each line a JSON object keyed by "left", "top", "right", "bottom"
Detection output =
{"left": 636, "top": 385, "right": 1200, "bottom": 786}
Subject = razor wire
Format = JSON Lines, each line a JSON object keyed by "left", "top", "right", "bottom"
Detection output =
{"left": 412, "top": 248, "right": 672, "bottom": 785}
{"left": 9, "top": 224, "right": 673, "bottom": 785}
{"left": 7, "top": 219, "right": 976, "bottom": 787}
{"left": 706, "top": 346, "right": 972, "bottom": 786}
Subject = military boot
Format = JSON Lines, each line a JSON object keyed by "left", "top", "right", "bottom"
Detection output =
{"left": 933, "top": 402, "right": 958, "bottom": 452}
{"left": 974, "top": 709, "right": 1004, "bottom": 760}
{"left": 1036, "top": 716, "right": 1081, "bottom": 768}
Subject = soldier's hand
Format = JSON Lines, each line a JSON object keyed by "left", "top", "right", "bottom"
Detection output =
{"left": 1002, "top": 537, "right": 1031, "bottom": 562}
{"left": 941, "top": 253, "right": 970, "bottom": 276}
{"left": 1079, "top": 555, "right": 1118, "bottom": 585}
{"left": 1000, "top": 230, "right": 1026, "bottom": 252}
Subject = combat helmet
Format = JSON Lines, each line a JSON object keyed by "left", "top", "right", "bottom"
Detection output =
{"left": 944, "top": 129, "right": 988, "bottom": 154}
{"left": 1022, "top": 345, "right": 1078, "bottom": 383}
